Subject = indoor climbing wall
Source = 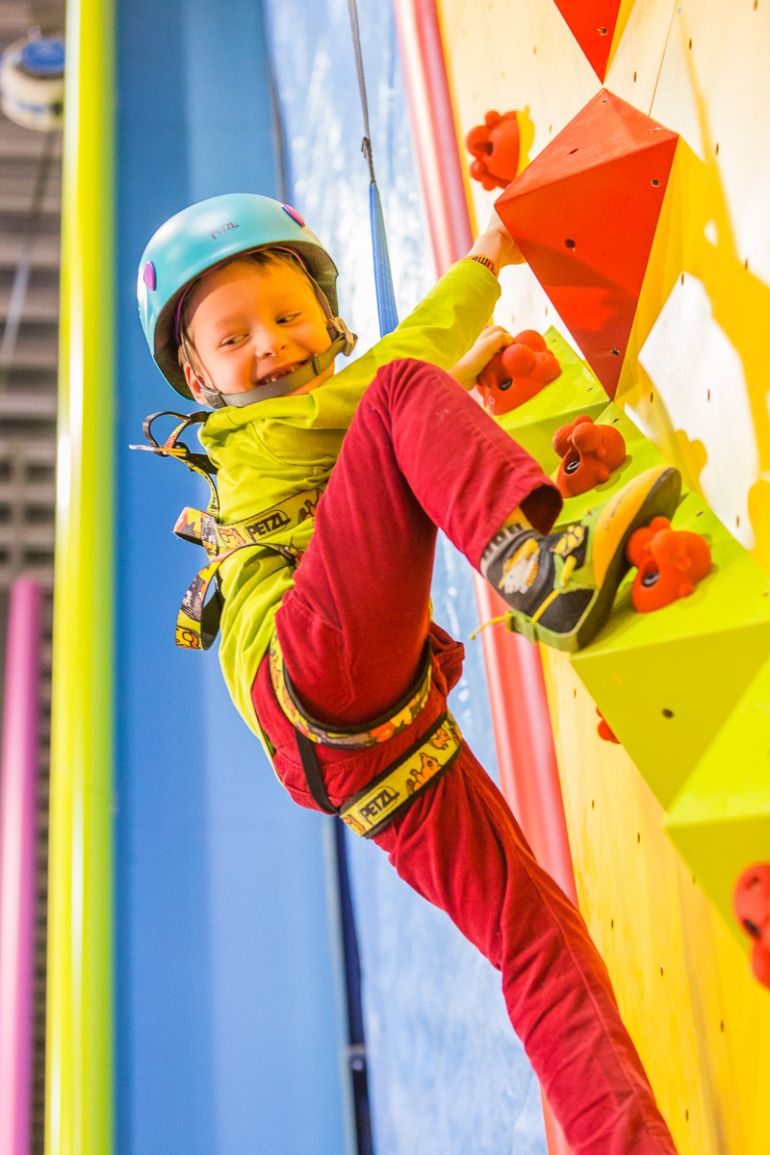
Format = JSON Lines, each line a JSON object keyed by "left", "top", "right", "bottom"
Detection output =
{"left": 438, "top": 2, "right": 770, "bottom": 1153}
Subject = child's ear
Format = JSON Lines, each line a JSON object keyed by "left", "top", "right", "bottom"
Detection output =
{"left": 183, "top": 360, "right": 207, "bottom": 404}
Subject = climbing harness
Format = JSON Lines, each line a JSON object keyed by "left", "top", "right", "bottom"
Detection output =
{"left": 130, "top": 410, "right": 317, "bottom": 649}
{"left": 133, "top": 17, "right": 448, "bottom": 836}
{"left": 127, "top": 407, "right": 462, "bottom": 832}
{"left": 270, "top": 635, "right": 462, "bottom": 838}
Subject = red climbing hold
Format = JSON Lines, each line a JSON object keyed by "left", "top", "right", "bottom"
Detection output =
{"left": 734, "top": 864, "right": 770, "bottom": 947}
{"left": 553, "top": 414, "right": 626, "bottom": 497}
{"left": 466, "top": 110, "right": 520, "bottom": 191}
{"left": 494, "top": 89, "right": 679, "bottom": 397}
{"left": 596, "top": 707, "right": 620, "bottom": 744}
{"left": 752, "top": 943, "right": 770, "bottom": 989}
{"left": 626, "top": 517, "right": 712, "bottom": 612}
{"left": 477, "top": 329, "right": 561, "bottom": 415}
{"left": 734, "top": 864, "right": 770, "bottom": 989}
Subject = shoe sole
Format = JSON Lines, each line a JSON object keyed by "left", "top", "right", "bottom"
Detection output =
{"left": 509, "top": 466, "right": 682, "bottom": 653}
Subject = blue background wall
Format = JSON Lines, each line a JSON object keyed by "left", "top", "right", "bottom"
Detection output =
{"left": 115, "top": 3, "right": 351, "bottom": 1153}
{"left": 114, "top": 0, "right": 547, "bottom": 1151}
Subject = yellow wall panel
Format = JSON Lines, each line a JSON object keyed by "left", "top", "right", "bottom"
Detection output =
{"left": 439, "top": 2, "right": 770, "bottom": 1152}
{"left": 541, "top": 649, "right": 770, "bottom": 1155}
{"left": 618, "top": 1, "right": 770, "bottom": 567}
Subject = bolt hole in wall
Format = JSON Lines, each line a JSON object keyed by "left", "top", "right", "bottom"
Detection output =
{"left": 262, "top": 0, "right": 549, "bottom": 1151}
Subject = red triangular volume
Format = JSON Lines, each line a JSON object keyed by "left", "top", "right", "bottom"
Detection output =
{"left": 553, "top": 0, "right": 623, "bottom": 81}
{"left": 495, "top": 90, "right": 678, "bottom": 397}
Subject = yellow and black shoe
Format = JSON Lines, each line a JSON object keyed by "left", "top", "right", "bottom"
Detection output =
{"left": 480, "top": 466, "right": 682, "bottom": 652}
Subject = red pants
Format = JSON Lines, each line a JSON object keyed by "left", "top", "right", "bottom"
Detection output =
{"left": 252, "top": 359, "right": 678, "bottom": 1154}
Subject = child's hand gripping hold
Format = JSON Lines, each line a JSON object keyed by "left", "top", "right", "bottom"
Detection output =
{"left": 449, "top": 325, "right": 514, "bottom": 390}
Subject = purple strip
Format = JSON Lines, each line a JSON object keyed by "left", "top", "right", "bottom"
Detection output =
{"left": 0, "top": 579, "right": 42, "bottom": 1155}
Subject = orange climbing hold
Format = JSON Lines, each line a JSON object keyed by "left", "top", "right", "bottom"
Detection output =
{"left": 465, "top": 110, "right": 520, "bottom": 191}
{"left": 477, "top": 329, "right": 561, "bottom": 415}
{"left": 552, "top": 0, "right": 625, "bottom": 81}
{"left": 626, "top": 517, "right": 712, "bottom": 613}
{"left": 494, "top": 90, "right": 678, "bottom": 397}
{"left": 553, "top": 414, "right": 626, "bottom": 497}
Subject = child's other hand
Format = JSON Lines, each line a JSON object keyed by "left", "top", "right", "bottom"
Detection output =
{"left": 448, "top": 325, "right": 513, "bottom": 390}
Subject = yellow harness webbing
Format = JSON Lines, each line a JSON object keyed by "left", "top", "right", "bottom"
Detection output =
{"left": 174, "top": 487, "right": 323, "bottom": 560}
{"left": 173, "top": 489, "right": 322, "bottom": 650}
{"left": 130, "top": 409, "right": 324, "bottom": 651}
{"left": 268, "top": 634, "right": 462, "bottom": 837}
{"left": 268, "top": 633, "right": 432, "bottom": 748}
{"left": 339, "top": 713, "right": 462, "bottom": 838}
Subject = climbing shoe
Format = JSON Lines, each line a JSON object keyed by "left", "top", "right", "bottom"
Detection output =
{"left": 480, "top": 465, "right": 682, "bottom": 652}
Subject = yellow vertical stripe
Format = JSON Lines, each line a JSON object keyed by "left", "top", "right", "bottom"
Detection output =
{"left": 46, "top": 1, "right": 114, "bottom": 1153}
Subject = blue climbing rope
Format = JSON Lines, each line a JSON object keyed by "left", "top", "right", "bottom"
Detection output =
{"left": 348, "top": 0, "right": 399, "bottom": 336}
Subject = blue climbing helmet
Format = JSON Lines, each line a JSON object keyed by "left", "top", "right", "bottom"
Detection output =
{"left": 137, "top": 192, "right": 356, "bottom": 406}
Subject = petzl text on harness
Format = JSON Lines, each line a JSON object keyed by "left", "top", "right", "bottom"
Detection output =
{"left": 341, "top": 714, "right": 462, "bottom": 838}
{"left": 130, "top": 410, "right": 321, "bottom": 649}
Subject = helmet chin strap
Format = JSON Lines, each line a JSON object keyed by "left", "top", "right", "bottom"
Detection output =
{"left": 199, "top": 318, "right": 357, "bottom": 410}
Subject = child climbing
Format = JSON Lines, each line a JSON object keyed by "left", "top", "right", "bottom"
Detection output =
{"left": 137, "top": 192, "right": 681, "bottom": 1154}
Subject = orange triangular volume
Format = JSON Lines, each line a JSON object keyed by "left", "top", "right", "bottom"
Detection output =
{"left": 495, "top": 90, "right": 678, "bottom": 396}
{"left": 553, "top": 0, "right": 623, "bottom": 80}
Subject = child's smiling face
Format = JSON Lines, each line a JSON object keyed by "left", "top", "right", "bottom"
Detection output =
{"left": 181, "top": 256, "right": 334, "bottom": 402}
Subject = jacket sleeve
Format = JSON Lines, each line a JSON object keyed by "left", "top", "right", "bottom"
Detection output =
{"left": 352, "top": 258, "right": 501, "bottom": 381}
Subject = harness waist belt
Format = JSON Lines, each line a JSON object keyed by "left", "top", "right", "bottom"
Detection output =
{"left": 174, "top": 486, "right": 324, "bottom": 559}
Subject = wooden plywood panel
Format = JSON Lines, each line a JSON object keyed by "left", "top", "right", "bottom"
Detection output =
{"left": 439, "top": 0, "right": 598, "bottom": 340}
{"left": 438, "top": 3, "right": 770, "bottom": 1154}
{"left": 601, "top": 0, "right": 679, "bottom": 110}
{"left": 541, "top": 648, "right": 770, "bottom": 1155}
